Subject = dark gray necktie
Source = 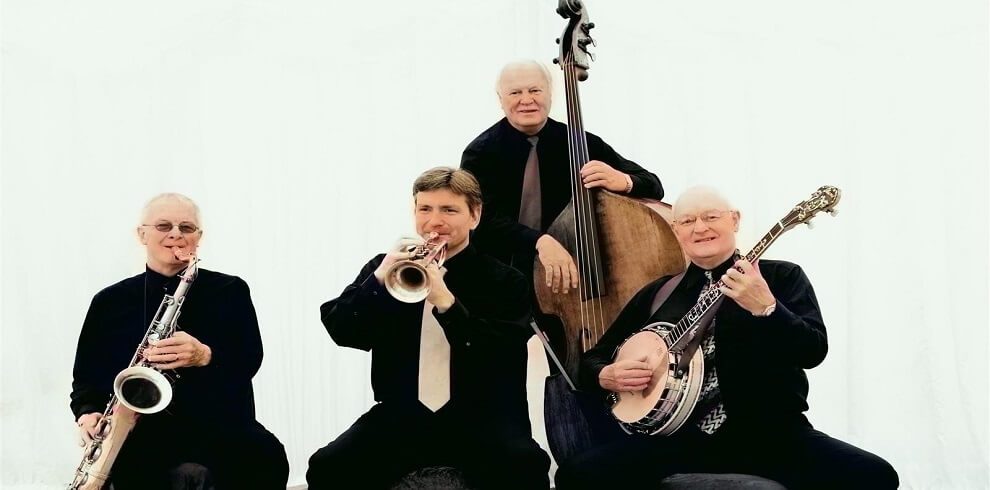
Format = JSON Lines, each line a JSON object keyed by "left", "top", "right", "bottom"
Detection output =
{"left": 518, "top": 136, "right": 541, "bottom": 230}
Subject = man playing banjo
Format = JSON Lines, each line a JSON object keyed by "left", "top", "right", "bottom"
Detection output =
{"left": 554, "top": 186, "right": 898, "bottom": 489}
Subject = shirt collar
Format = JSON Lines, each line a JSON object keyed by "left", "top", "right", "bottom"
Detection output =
{"left": 501, "top": 117, "right": 557, "bottom": 143}
{"left": 144, "top": 265, "right": 183, "bottom": 292}
{"left": 685, "top": 254, "right": 739, "bottom": 287}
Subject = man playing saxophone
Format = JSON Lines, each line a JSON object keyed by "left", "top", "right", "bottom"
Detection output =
{"left": 308, "top": 167, "right": 550, "bottom": 489}
{"left": 70, "top": 193, "right": 288, "bottom": 490}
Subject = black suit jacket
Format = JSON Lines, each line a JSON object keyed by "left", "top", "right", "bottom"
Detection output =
{"left": 320, "top": 245, "right": 535, "bottom": 428}
{"left": 461, "top": 117, "right": 664, "bottom": 268}
{"left": 582, "top": 259, "right": 828, "bottom": 429}
{"left": 71, "top": 268, "right": 264, "bottom": 428}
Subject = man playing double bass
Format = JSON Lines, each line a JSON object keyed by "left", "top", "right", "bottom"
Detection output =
{"left": 554, "top": 186, "right": 899, "bottom": 489}
{"left": 460, "top": 60, "right": 665, "bottom": 298}
{"left": 461, "top": 59, "right": 671, "bottom": 467}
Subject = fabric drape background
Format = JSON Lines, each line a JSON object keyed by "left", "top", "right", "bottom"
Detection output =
{"left": 1, "top": 1, "right": 986, "bottom": 488}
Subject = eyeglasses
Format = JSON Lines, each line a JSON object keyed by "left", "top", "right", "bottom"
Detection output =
{"left": 142, "top": 222, "right": 200, "bottom": 234}
{"left": 672, "top": 210, "right": 734, "bottom": 227}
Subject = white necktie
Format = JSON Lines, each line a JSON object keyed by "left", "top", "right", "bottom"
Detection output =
{"left": 418, "top": 300, "right": 451, "bottom": 411}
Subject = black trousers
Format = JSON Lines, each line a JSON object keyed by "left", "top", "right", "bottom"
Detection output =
{"left": 554, "top": 419, "right": 899, "bottom": 490}
{"left": 109, "top": 417, "right": 289, "bottom": 490}
{"left": 307, "top": 402, "right": 550, "bottom": 490}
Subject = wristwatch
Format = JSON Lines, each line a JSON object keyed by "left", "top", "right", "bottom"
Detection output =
{"left": 756, "top": 301, "right": 777, "bottom": 317}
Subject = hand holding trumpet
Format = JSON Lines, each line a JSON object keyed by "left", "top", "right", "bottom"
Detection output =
{"left": 373, "top": 236, "right": 424, "bottom": 285}
{"left": 423, "top": 263, "right": 454, "bottom": 312}
{"left": 376, "top": 233, "right": 451, "bottom": 304}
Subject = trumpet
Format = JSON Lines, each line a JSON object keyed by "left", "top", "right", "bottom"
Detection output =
{"left": 384, "top": 232, "right": 448, "bottom": 303}
{"left": 69, "top": 258, "right": 199, "bottom": 490}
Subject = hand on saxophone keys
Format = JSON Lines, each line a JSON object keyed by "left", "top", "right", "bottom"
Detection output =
{"left": 76, "top": 412, "right": 102, "bottom": 446}
{"left": 143, "top": 331, "right": 212, "bottom": 369}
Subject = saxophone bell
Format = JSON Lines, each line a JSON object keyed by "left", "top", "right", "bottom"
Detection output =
{"left": 113, "top": 366, "right": 173, "bottom": 414}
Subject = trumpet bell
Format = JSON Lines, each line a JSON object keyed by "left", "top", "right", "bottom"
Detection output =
{"left": 113, "top": 366, "right": 173, "bottom": 414}
{"left": 384, "top": 261, "right": 430, "bottom": 303}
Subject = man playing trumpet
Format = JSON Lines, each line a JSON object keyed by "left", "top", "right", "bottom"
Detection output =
{"left": 70, "top": 193, "right": 288, "bottom": 490}
{"left": 309, "top": 167, "right": 550, "bottom": 489}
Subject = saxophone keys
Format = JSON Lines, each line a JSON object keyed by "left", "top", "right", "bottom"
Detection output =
{"left": 84, "top": 443, "right": 102, "bottom": 463}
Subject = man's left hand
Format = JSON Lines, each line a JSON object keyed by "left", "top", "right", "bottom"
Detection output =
{"left": 580, "top": 161, "right": 631, "bottom": 192}
{"left": 144, "top": 331, "right": 212, "bottom": 369}
{"left": 424, "top": 263, "right": 455, "bottom": 313}
{"left": 719, "top": 259, "right": 776, "bottom": 316}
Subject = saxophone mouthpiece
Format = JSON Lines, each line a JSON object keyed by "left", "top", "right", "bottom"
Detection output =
{"left": 179, "top": 255, "right": 200, "bottom": 282}
{"left": 172, "top": 246, "right": 198, "bottom": 262}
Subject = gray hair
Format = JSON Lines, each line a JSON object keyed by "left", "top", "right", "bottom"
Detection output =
{"left": 672, "top": 186, "right": 735, "bottom": 217}
{"left": 495, "top": 59, "right": 554, "bottom": 96}
{"left": 139, "top": 192, "right": 202, "bottom": 226}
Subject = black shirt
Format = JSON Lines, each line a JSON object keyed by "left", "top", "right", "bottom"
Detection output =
{"left": 461, "top": 117, "right": 665, "bottom": 267}
{"left": 319, "top": 244, "right": 534, "bottom": 426}
{"left": 581, "top": 258, "right": 828, "bottom": 429}
{"left": 70, "top": 267, "right": 265, "bottom": 428}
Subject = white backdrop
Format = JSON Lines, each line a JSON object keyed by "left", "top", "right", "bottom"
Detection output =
{"left": 2, "top": 0, "right": 987, "bottom": 488}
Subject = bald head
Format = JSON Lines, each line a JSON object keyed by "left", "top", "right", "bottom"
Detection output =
{"left": 672, "top": 186, "right": 734, "bottom": 218}
{"left": 140, "top": 193, "right": 201, "bottom": 226}
{"left": 670, "top": 186, "right": 740, "bottom": 269}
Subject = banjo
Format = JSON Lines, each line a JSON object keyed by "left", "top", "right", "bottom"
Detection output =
{"left": 610, "top": 185, "right": 841, "bottom": 435}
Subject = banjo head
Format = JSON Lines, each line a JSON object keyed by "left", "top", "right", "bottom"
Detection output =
{"left": 611, "top": 323, "right": 674, "bottom": 423}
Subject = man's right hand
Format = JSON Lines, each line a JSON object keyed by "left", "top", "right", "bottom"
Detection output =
{"left": 536, "top": 235, "right": 579, "bottom": 294}
{"left": 76, "top": 412, "right": 103, "bottom": 446}
{"left": 372, "top": 237, "right": 421, "bottom": 284}
{"left": 599, "top": 359, "right": 655, "bottom": 392}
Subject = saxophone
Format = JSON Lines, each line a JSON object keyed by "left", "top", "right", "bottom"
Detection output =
{"left": 68, "top": 258, "right": 200, "bottom": 490}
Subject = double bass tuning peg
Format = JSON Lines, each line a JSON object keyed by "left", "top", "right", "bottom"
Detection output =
{"left": 583, "top": 22, "right": 595, "bottom": 31}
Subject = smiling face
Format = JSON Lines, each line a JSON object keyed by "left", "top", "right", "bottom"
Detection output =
{"left": 414, "top": 188, "right": 479, "bottom": 255}
{"left": 497, "top": 62, "right": 552, "bottom": 136}
{"left": 410, "top": 167, "right": 483, "bottom": 257}
{"left": 137, "top": 196, "right": 202, "bottom": 276}
{"left": 671, "top": 187, "right": 740, "bottom": 269}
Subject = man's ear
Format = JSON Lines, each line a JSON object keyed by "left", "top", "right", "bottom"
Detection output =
{"left": 136, "top": 226, "right": 148, "bottom": 245}
{"left": 732, "top": 210, "right": 741, "bottom": 231}
{"left": 470, "top": 205, "right": 482, "bottom": 230}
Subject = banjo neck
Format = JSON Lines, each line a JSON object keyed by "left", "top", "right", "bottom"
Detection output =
{"left": 667, "top": 186, "right": 842, "bottom": 352}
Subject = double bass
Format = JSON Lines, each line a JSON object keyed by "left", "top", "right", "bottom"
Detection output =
{"left": 539, "top": 0, "right": 685, "bottom": 462}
